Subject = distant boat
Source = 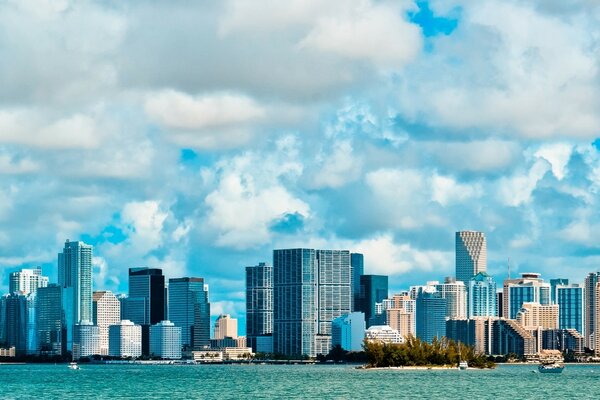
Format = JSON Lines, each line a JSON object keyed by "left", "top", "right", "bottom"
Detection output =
{"left": 68, "top": 362, "right": 80, "bottom": 370}
{"left": 459, "top": 361, "right": 468, "bottom": 370}
{"left": 538, "top": 362, "right": 564, "bottom": 374}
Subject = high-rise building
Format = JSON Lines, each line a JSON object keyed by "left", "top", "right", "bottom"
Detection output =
{"left": 468, "top": 272, "right": 497, "bottom": 318}
{"left": 58, "top": 240, "right": 93, "bottom": 350}
{"left": 9, "top": 267, "right": 48, "bottom": 296}
{"left": 415, "top": 291, "right": 447, "bottom": 344}
{"left": 127, "top": 268, "right": 165, "bottom": 325}
{"left": 246, "top": 263, "right": 272, "bottom": 352}
{"left": 109, "top": 320, "right": 142, "bottom": 358}
{"left": 93, "top": 291, "right": 121, "bottom": 355}
{"left": 350, "top": 253, "right": 364, "bottom": 312}
{"left": 497, "top": 292, "right": 504, "bottom": 318}
{"left": 492, "top": 319, "right": 536, "bottom": 356}
{"left": 25, "top": 294, "right": 36, "bottom": 355}
{"left": 550, "top": 278, "right": 569, "bottom": 304}
{"left": 331, "top": 312, "right": 366, "bottom": 352}
{"left": 455, "top": 231, "right": 486, "bottom": 283}
{"left": 446, "top": 317, "right": 497, "bottom": 355}
{"left": 585, "top": 272, "right": 600, "bottom": 350}
{"left": 273, "top": 249, "right": 351, "bottom": 357}
{"left": 503, "top": 273, "right": 551, "bottom": 319}
{"left": 555, "top": 284, "right": 583, "bottom": 335}
{"left": 385, "top": 293, "right": 415, "bottom": 339}
{"left": 36, "top": 284, "right": 64, "bottom": 356}
{"left": 168, "top": 277, "right": 210, "bottom": 350}
{"left": 214, "top": 314, "right": 237, "bottom": 339}
{"left": 150, "top": 320, "right": 182, "bottom": 359}
{"left": 73, "top": 321, "right": 99, "bottom": 360}
{"left": 516, "top": 302, "right": 559, "bottom": 330}
{"left": 434, "top": 277, "right": 467, "bottom": 319}
{"left": 358, "top": 275, "right": 388, "bottom": 327}
{"left": 1, "top": 293, "right": 28, "bottom": 355}
{"left": 595, "top": 282, "right": 600, "bottom": 356}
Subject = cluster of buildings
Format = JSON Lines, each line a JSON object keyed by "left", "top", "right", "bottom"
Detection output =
{"left": 245, "top": 232, "right": 600, "bottom": 359}
{"left": 0, "top": 240, "right": 250, "bottom": 361}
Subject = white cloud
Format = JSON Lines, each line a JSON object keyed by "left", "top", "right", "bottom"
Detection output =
{"left": 427, "top": 140, "right": 520, "bottom": 172}
{"left": 498, "top": 158, "right": 551, "bottom": 206}
{"left": 431, "top": 174, "right": 481, "bottom": 206}
{"left": 0, "top": 153, "right": 39, "bottom": 174}
{"left": 534, "top": 143, "right": 573, "bottom": 180}
{"left": 121, "top": 200, "right": 169, "bottom": 255}
{"left": 309, "top": 140, "right": 362, "bottom": 189}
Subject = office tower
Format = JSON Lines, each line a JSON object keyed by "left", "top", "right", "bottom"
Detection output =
{"left": 596, "top": 282, "right": 600, "bottom": 356}
{"left": 364, "top": 325, "right": 403, "bottom": 344}
{"left": 127, "top": 268, "right": 165, "bottom": 325}
{"left": 503, "top": 273, "right": 551, "bottom": 319}
{"left": 358, "top": 275, "right": 389, "bottom": 327}
{"left": 386, "top": 293, "right": 415, "bottom": 339}
{"left": 25, "top": 294, "right": 36, "bottom": 355}
{"left": 36, "top": 285, "right": 64, "bottom": 356}
{"left": 331, "top": 312, "right": 366, "bottom": 352}
{"left": 555, "top": 284, "right": 583, "bottom": 334}
{"left": 415, "top": 291, "right": 447, "bottom": 344}
{"left": 73, "top": 321, "right": 99, "bottom": 360}
{"left": 214, "top": 314, "right": 237, "bottom": 339}
{"left": 516, "top": 302, "right": 559, "bottom": 330}
{"left": 542, "top": 329, "right": 584, "bottom": 354}
{"left": 109, "top": 320, "right": 142, "bottom": 358}
{"left": 455, "top": 231, "right": 486, "bottom": 283}
{"left": 246, "top": 262, "right": 273, "bottom": 352}
{"left": 273, "top": 249, "right": 351, "bottom": 357}
{"left": 150, "top": 320, "right": 182, "bottom": 359}
{"left": 1, "top": 293, "right": 28, "bottom": 355}
{"left": 168, "top": 277, "right": 210, "bottom": 349}
{"left": 585, "top": 272, "right": 600, "bottom": 350}
{"left": 468, "top": 272, "right": 497, "bottom": 318}
{"left": 492, "top": 319, "right": 536, "bottom": 356}
{"left": 9, "top": 267, "right": 48, "bottom": 295}
{"left": 93, "top": 291, "right": 121, "bottom": 355}
{"left": 446, "top": 318, "right": 496, "bottom": 355}
{"left": 350, "top": 253, "right": 364, "bottom": 312}
{"left": 434, "top": 277, "right": 467, "bottom": 319}
{"left": 550, "top": 278, "right": 569, "bottom": 304}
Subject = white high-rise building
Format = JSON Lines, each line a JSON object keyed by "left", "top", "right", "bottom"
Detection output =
{"left": 73, "top": 321, "right": 100, "bottom": 360}
{"left": 9, "top": 268, "right": 48, "bottom": 295}
{"left": 109, "top": 320, "right": 141, "bottom": 358}
{"left": 435, "top": 278, "right": 467, "bottom": 319}
{"left": 455, "top": 231, "right": 486, "bottom": 283}
{"left": 150, "top": 320, "right": 182, "bottom": 359}
{"left": 93, "top": 291, "right": 121, "bottom": 355}
{"left": 214, "top": 314, "right": 238, "bottom": 339}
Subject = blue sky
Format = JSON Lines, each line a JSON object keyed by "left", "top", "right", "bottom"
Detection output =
{"left": 1, "top": 0, "right": 600, "bottom": 333}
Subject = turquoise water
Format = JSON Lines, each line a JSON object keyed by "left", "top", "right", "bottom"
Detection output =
{"left": 0, "top": 364, "right": 597, "bottom": 399}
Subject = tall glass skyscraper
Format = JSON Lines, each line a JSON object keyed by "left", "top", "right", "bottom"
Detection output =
{"left": 358, "top": 275, "right": 388, "bottom": 327}
{"left": 416, "top": 291, "right": 447, "bottom": 344}
{"left": 350, "top": 253, "right": 364, "bottom": 312}
{"left": 273, "top": 249, "right": 351, "bottom": 357}
{"left": 246, "top": 262, "right": 272, "bottom": 352}
{"left": 550, "top": 278, "right": 569, "bottom": 303}
{"left": 468, "top": 272, "right": 497, "bottom": 318}
{"left": 1, "top": 293, "right": 28, "bottom": 355}
{"left": 58, "top": 239, "right": 93, "bottom": 351}
{"left": 127, "top": 268, "right": 165, "bottom": 325}
{"left": 36, "top": 284, "right": 64, "bottom": 356}
{"left": 455, "top": 231, "right": 486, "bottom": 283}
{"left": 168, "top": 277, "right": 210, "bottom": 349}
{"left": 556, "top": 284, "right": 584, "bottom": 335}
{"left": 503, "top": 273, "right": 550, "bottom": 319}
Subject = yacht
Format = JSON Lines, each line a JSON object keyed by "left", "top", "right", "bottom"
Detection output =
{"left": 538, "top": 362, "right": 564, "bottom": 374}
{"left": 459, "top": 361, "right": 469, "bottom": 370}
{"left": 68, "top": 362, "right": 80, "bottom": 370}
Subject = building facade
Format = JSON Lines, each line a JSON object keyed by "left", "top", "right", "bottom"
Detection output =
{"left": 455, "top": 231, "right": 486, "bottom": 283}
{"left": 585, "top": 272, "right": 600, "bottom": 349}
{"left": 127, "top": 268, "right": 165, "bottom": 325}
{"left": 9, "top": 268, "right": 48, "bottom": 296}
{"left": 364, "top": 325, "right": 403, "bottom": 344}
{"left": 555, "top": 284, "right": 583, "bottom": 335}
{"left": 350, "top": 253, "right": 364, "bottom": 312}
{"left": 358, "top": 275, "right": 388, "bottom": 327}
{"left": 214, "top": 314, "right": 238, "bottom": 340}
{"left": 331, "top": 312, "right": 366, "bottom": 352}
{"left": 434, "top": 278, "right": 467, "bottom": 319}
{"left": 73, "top": 321, "right": 99, "bottom": 360}
{"left": 415, "top": 291, "right": 447, "bottom": 344}
{"left": 150, "top": 320, "right": 182, "bottom": 359}
{"left": 36, "top": 284, "right": 64, "bottom": 356}
{"left": 92, "top": 291, "right": 121, "bottom": 355}
{"left": 245, "top": 262, "right": 272, "bottom": 352}
{"left": 503, "top": 273, "right": 551, "bottom": 319}
{"left": 109, "top": 320, "right": 142, "bottom": 358}
{"left": 1, "top": 293, "right": 28, "bottom": 355}
{"left": 468, "top": 272, "right": 497, "bottom": 318}
{"left": 168, "top": 277, "right": 210, "bottom": 349}
{"left": 516, "top": 302, "right": 559, "bottom": 330}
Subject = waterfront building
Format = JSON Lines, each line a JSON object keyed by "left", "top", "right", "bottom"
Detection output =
{"left": 331, "top": 312, "right": 366, "bottom": 352}
{"left": 492, "top": 319, "right": 536, "bottom": 356}
{"left": 210, "top": 336, "right": 247, "bottom": 349}
{"left": 273, "top": 249, "right": 351, "bottom": 357}
{"left": 245, "top": 262, "right": 272, "bottom": 352}
{"left": 351, "top": 253, "right": 364, "bottom": 312}
{"left": 446, "top": 317, "right": 497, "bottom": 355}
{"left": 385, "top": 293, "right": 415, "bottom": 339}
{"left": 58, "top": 240, "right": 93, "bottom": 351}
{"left": 434, "top": 277, "right": 467, "bottom": 319}
{"left": 254, "top": 335, "right": 273, "bottom": 353}
{"left": 503, "top": 273, "right": 551, "bottom": 319}
{"left": 191, "top": 350, "right": 224, "bottom": 362}
{"left": 214, "top": 314, "right": 238, "bottom": 339}
{"left": 73, "top": 321, "right": 99, "bottom": 360}
{"left": 109, "top": 320, "right": 142, "bottom": 358}
{"left": 468, "top": 272, "right": 497, "bottom": 318}
{"left": 0, "top": 347, "right": 15, "bottom": 357}
{"left": 150, "top": 320, "right": 182, "bottom": 359}
{"left": 415, "top": 291, "right": 447, "bottom": 344}
{"left": 542, "top": 329, "right": 584, "bottom": 354}
{"left": 358, "top": 275, "right": 388, "bottom": 327}
{"left": 555, "top": 284, "right": 583, "bottom": 335}
{"left": 9, "top": 267, "right": 48, "bottom": 296}
{"left": 92, "top": 291, "right": 121, "bottom": 355}
{"left": 516, "top": 302, "right": 559, "bottom": 330}
{"left": 364, "top": 325, "right": 403, "bottom": 344}
{"left": 168, "top": 277, "right": 210, "bottom": 349}
{"left": 585, "top": 272, "right": 600, "bottom": 349}
{"left": 36, "top": 284, "right": 64, "bottom": 356}
{"left": 455, "top": 231, "right": 486, "bottom": 283}
{"left": 1, "top": 293, "right": 28, "bottom": 355}
{"left": 595, "top": 282, "right": 600, "bottom": 356}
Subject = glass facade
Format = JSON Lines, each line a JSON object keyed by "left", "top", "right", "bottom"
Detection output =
{"left": 168, "top": 278, "right": 210, "bottom": 349}
{"left": 455, "top": 231, "right": 487, "bottom": 283}
{"left": 127, "top": 268, "right": 165, "bottom": 325}
{"left": 350, "top": 253, "right": 364, "bottom": 312}
{"left": 246, "top": 263, "right": 272, "bottom": 351}
{"left": 556, "top": 285, "right": 583, "bottom": 334}
{"left": 468, "top": 272, "right": 497, "bottom": 318}
{"left": 415, "top": 291, "right": 447, "bottom": 344}
{"left": 358, "top": 275, "right": 388, "bottom": 327}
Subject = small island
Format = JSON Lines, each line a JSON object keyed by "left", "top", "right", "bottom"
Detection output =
{"left": 362, "top": 336, "right": 495, "bottom": 369}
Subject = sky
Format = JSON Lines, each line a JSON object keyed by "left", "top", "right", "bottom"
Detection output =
{"left": 1, "top": 0, "right": 600, "bottom": 333}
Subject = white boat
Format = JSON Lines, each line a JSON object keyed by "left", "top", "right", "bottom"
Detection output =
{"left": 68, "top": 362, "right": 80, "bottom": 370}
{"left": 459, "top": 361, "right": 468, "bottom": 370}
{"left": 538, "top": 362, "right": 564, "bottom": 374}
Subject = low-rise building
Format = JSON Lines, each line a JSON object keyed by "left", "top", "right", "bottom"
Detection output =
{"left": 0, "top": 347, "right": 16, "bottom": 357}
{"left": 364, "top": 325, "right": 403, "bottom": 344}
{"left": 191, "top": 350, "right": 224, "bottom": 363}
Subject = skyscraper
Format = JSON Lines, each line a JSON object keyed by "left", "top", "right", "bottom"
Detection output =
{"left": 168, "top": 277, "right": 210, "bottom": 349}
{"left": 358, "top": 275, "right": 388, "bottom": 327}
{"left": 36, "top": 284, "right": 64, "bottom": 356}
{"left": 503, "top": 273, "right": 550, "bottom": 319}
{"left": 58, "top": 239, "right": 93, "bottom": 350}
{"left": 468, "top": 272, "right": 497, "bottom": 318}
{"left": 350, "top": 253, "right": 364, "bottom": 312}
{"left": 455, "top": 231, "right": 486, "bottom": 283}
{"left": 415, "top": 291, "right": 447, "bottom": 344}
{"left": 127, "top": 268, "right": 165, "bottom": 325}
{"left": 93, "top": 291, "right": 121, "bottom": 355}
{"left": 214, "top": 314, "right": 237, "bottom": 339}
{"left": 9, "top": 267, "right": 48, "bottom": 296}
{"left": 246, "top": 262, "right": 272, "bottom": 352}
{"left": 585, "top": 272, "right": 600, "bottom": 350}
{"left": 1, "top": 293, "right": 28, "bottom": 355}
{"left": 434, "top": 277, "right": 467, "bottom": 319}
{"left": 550, "top": 278, "right": 569, "bottom": 304}
{"left": 273, "top": 249, "right": 351, "bottom": 357}
{"left": 73, "top": 322, "right": 99, "bottom": 360}
{"left": 555, "top": 284, "right": 583, "bottom": 335}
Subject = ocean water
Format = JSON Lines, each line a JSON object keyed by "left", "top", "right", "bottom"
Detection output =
{"left": 0, "top": 363, "right": 597, "bottom": 399}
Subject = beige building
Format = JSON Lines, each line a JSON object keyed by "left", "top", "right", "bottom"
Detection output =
{"left": 214, "top": 314, "right": 238, "bottom": 339}
{"left": 386, "top": 294, "right": 415, "bottom": 339}
{"left": 93, "top": 291, "right": 121, "bottom": 355}
{"left": 595, "top": 282, "right": 600, "bottom": 356}
{"left": 516, "top": 302, "right": 559, "bottom": 330}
